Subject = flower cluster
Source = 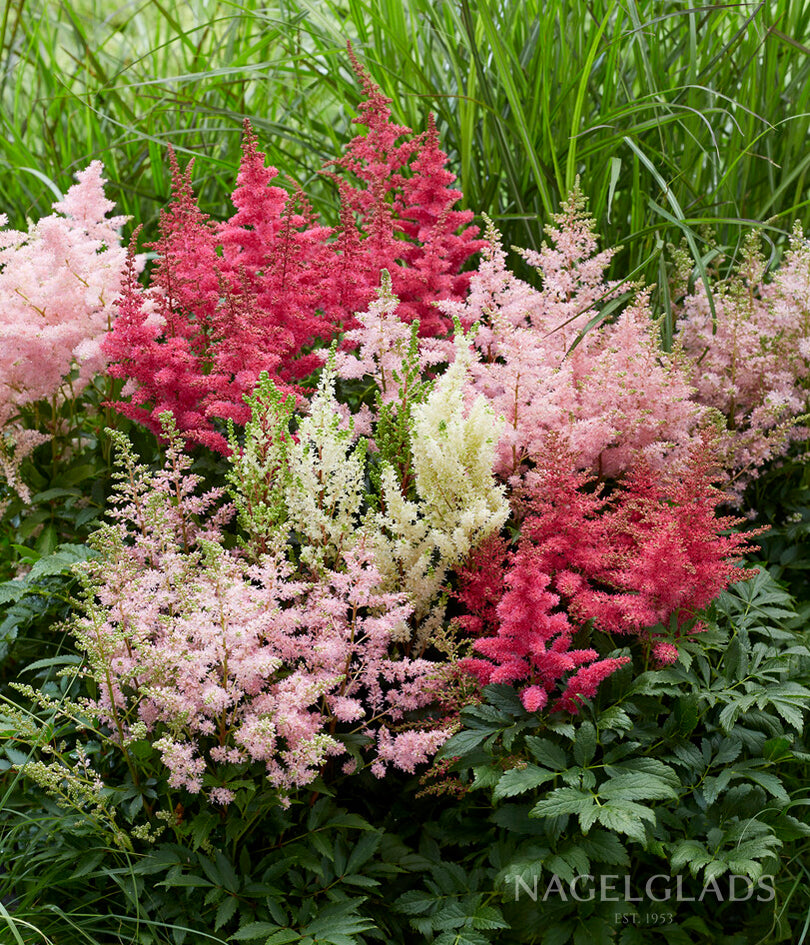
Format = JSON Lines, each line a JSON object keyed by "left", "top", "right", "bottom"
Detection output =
{"left": 0, "top": 162, "right": 127, "bottom": 426}
{"left": 11, "top": 64, "right": 802, "bottom": 812}
{"left": 72, "top": 420, "right": 454, "bottom": 803}
{"left": 0, "top": 163, "right": 128, "bottom": 498}
{"left": 440, "top": 197, "right": 699, "bottom": 483}
{"left": 103, "top": 55, "right": 482, "bottom": 452}
{"left": 674, "top": 228, "right": 810, "bottom": 496}
{"left": 456, "top": 433, "right": 756, "bottom": 711}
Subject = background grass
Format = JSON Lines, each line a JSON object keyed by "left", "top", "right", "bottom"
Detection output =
{"left": 4, "top": 0, "right": 810, "bottom": 295}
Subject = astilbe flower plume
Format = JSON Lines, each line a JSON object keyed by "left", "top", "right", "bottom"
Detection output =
{"left": 0, "top": 163, "right": 129, "bottom": 490}
{"left": 675, "top": 228, "right": 810, "bottom": 497}
{"left": 104, "top": 54, "right": 482, "bottom": 451}
{"left": 69, "top": 418, "right": 453, "bottom": 805}
{"left": 228, "top": 330, "right": 509, "bottom": 648}
{"left": 324, "top": 45, "right": 485, "bottom": 333}
{"left": 456, "top": 433, "right": 756, "bottom": 711}
{"left": 440, "top": 199, "right": 700, "bottom": 482}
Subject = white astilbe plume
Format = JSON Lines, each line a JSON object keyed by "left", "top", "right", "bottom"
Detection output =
{"left": 285, "top": 360, "right": 368, "bottom": 570}
{"left": 372, "top": 330, "right": 509, "bottom": 644}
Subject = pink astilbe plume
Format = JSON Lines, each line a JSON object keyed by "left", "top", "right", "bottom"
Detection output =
{"left": 675, "top": 228, "right": 810, "bottom": 497}
{"left": 567, "top": 291, "right": 699, "bottom": 477}
{"left": 70, "top": 421, "right": 453, "bottom": 804}
{"left": 0, "top": 161, "right": 128, "bottom": 427}
{"left": 327, "top": 271, "right": 449, "bottom": 419}
{"left": 443, "top": 203, "right": 700, "bottom": 481}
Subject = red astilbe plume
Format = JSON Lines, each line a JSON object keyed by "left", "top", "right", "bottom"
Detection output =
{"left": 396, "top": 114, "right": 486, "bottom": 334}
{"left": 524, "top": 431, "right": 757, "bottom": 660}
{"left": 458, "top": 542, "right": 629, "bottom": 713}
{"left": 103, "top": 155, "right": 234, "bottom": 451}
{"left": 325, "top": 45, "right": 484, "bottom": 332}
{"left": 104, "top": 149, "right": 302, "bottom": 451}
{"left": 455, "top": 432, "right": 757, "bottom": 710}
{"left": 106, "top": 56, "right": 483, "bottom": 449}
{"left": 568, "top": 430, "right": 759, "bottom": 651}
{"left": 217, "top": 123, "right": 336, "bottom": 380}
{"left": 452, "top": 533, "right": 508, "bottom": 638}
{"left": 103, "top": 233, "right": 235, "bottom": 453}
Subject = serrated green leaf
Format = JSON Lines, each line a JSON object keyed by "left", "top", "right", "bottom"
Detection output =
{"left": 670, "top": 743, "right": 704, "bottom": 772}
{"left": 20, "top": 654, "right": 83, "bottom": 674}
{"left": 670, "top": 841, "right": 712, "bottom": 874}
{"left": 530, "top": 787, "right": 596, "bottom": 819}
{"left": 713, "top": 737, "right": 742, "bottom": 766}
{"left": 575, "top": 916, "right": 613, "bottom": 945}
{"left": 763, "top": 737, "right": 793, "bottom": 762}
{"left": 573, "top": 721, "right": 597, "bottom": 766}
{"left": 580, "top": 830, "right": 630, "bottom": 867}
{"left": 214, "top": 896, "right": 238, "bottom": 931}
{"left": 471, "top": 905, "right": 508, "bottom": 931}
{"left": 435, "top": 931, "right": 490, "bottom": 945}
{"left": 233, "top": 922, "right": 283, "bottom": 941}
{"left": 439, "top": 729, "right": 494, "bottom": 759}
{"left": 746, "top": 770, "right": 790, "bottom": 804}
{"left": 484, "top": 683, "right": 528, "bottom": 715}
{"left": 597, "top": 706, "right": 633, "bottom": 732}
{"left": 542, "top": 922, "right": 576, "bottom": 945}
{"left": 263, "top": 932, "right": 300, "bottom": 945}
{"left": 493, "top": 764, "right": 556, "bottom": 800}
{"left": 702, "top": 769, "right": 733, "bottom": 806}
{"left": 395, "top": 891, "right": 435, "bottom": 916}
{"left": 525, "top": 737, "right": 568, "bottom": 771}
{"left": 599, "top": 773, "right": 677, "bottom": 802}
{"left": 702, "top": 860, "right": 730, "bottom": 883}
{"left": 578, "top": 802, "right": 600, "bottom": 833}
{"left": 595, "top": 801, "right": 654, "bottom": 842}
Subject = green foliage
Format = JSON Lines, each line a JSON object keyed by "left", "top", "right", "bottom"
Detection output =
{"left": 747, "top": 445, "right": 810, "bottom": 603}
{"left": 5, "top": 1, "right": 810, "bottom": 304}
{"left": 226, "top": 373, "right": 297, "bottom": 561}
{"left": 248, "top": 0, "right": 810, "bottom": 286}
{"left": 369, "top": 320, "right": 432, "bottom": 506}
{"left": 4, "top": 6, "right": 810, "bottom": 941}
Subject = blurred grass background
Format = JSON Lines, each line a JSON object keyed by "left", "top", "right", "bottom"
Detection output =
{"left": 3, "top": 0, "right": 810, "bottom": 297}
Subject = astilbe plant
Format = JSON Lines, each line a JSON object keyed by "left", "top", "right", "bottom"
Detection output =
{"left": 104, "top": 53, "right": 482, "bottom": 452}
{"left": 0, "top": 162, "right": 128, "bottom": 497}
{"left": 456, "top": 433, "right": 757, "bottom": 712}
{"left": 228, "top": 304, "right": 510, "bottom": 647}
{"left": 675, "top": 228, "right": 810, "bottom": 498}
{"left": 68, "top": 417, "right": 453, "bottom": 806}
{"left": 440, "top": 197, "right": 700, "bottom": 483}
